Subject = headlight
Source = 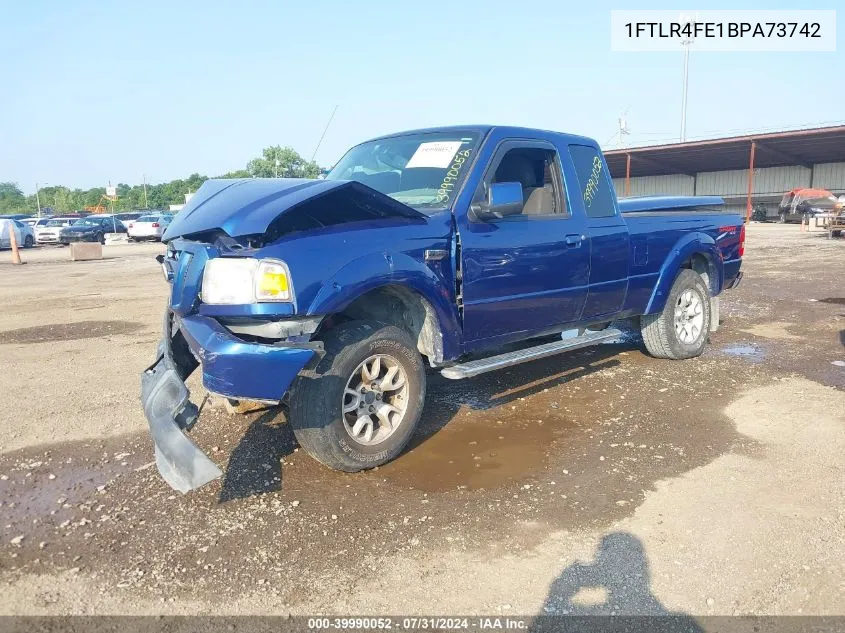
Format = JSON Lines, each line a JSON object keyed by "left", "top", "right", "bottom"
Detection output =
{"left": 201, "top": 258, "right": 293, "bottom": 305}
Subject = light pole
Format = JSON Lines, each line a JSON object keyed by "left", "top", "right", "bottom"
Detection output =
{"left": 35, "top": 183, "right": 43, "bottom": 217}
{"left": 274, "top": 158, "right": 280, "bottom": 178}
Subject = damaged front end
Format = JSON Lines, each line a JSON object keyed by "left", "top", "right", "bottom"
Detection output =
{"left": 141, "top": 306, "right": 321, "bottom": 493}
{"left": 141, "top": 177, "right": 432, "bottom": 493}
{"left": 141, "top": 234, "right": 320, "bottom": 493}
{"left": 141, "top": 310, "right": 222, "bottom": 493}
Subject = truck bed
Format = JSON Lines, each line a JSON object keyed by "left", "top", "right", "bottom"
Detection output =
{"left": 620, "top": 196, "right": 744, "bottom": 315}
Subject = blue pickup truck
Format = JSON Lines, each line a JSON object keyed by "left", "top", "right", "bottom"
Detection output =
{"left": 142, "top": 125, "right": 744, "bottom": 492}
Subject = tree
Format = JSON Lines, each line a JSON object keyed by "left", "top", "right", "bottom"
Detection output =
{"left": 2, "top": 141, "right": 322, "bottom": 215}
{"left": 0, "top": 182, "right": 28, "bottom": 213}
{"left": 247, "top": 146, "right": 320, "bottom": 179}
{"left": 218, "top": 169, "right": 251, "bottom": 179}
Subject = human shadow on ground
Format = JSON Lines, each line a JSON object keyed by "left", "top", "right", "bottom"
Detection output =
{"left": 531, "top": 532, "right": 704, "bottom": 632}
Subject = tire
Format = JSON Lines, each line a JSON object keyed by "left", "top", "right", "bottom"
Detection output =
{"left": 778, "top": 212, "right": 788, "bottom": 224}
{"left": 288, "top": 320, "right": 426, "bottom": 472}
{"left": 641, "top": 269, "right": 711, "bottom": 360}
{"left": 24, "top": 236, "right": 33, "bottom": 248}
{"left": 96, "top": 232, "right": 104, "bottom": 244}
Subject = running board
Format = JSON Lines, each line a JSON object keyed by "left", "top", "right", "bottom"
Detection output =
{"left": 440, "top": 328, "right": 622, "bottom": 380}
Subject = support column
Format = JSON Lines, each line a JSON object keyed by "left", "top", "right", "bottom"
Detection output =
{"left": 625, "top": 153, "right": 631, "bottom": 197}
{"left": 745, "top": 140, "right": 757, "bottom": 222}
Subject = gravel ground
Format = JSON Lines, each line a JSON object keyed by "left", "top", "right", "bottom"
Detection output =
{"left": 0, "top": 225, "right": 843, "bottom": 617}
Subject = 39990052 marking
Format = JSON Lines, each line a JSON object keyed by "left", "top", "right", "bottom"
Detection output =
{"left": 308, "top": 618, "right": 395, "bottom": 629}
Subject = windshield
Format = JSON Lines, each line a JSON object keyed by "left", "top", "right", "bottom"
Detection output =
{"left": 73, "top": 218, "right": 103, "bottom": 226}
{"left": 326, "top": 131, "right": 480, "bottom": 211}
{"left": 138, "top": 215, "right": 160, "bottom": 222}
{"left": 46, "top": 219, "right": 70, "bottom": 227}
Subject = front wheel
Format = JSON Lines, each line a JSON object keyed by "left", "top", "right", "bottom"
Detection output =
{"left": 288, "top": 320, "right": 426, "bottom": 472}
{"left": 641, "top": 269, "right": 711, "bottom": 360}
{"left": 24, "top": 235, "right": 34, "bottom": 248}
{"left": 778, "top": 212, "right": 788, "bottom": 224}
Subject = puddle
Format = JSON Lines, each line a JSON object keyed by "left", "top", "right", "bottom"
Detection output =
{"left": 721, "top": 343, "right": 766, "bottom": 363}
{"left": 0, "top": 436, "right": 150, "bottom": 536}
{"left": 0, "top": 320, "right": 141, "bottom": 344}
{"left": 376, "top": 417, "right": 564, "bottom": 493}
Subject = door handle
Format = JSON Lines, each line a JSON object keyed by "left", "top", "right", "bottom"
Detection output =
{"left": 564, "top": 234, "right": 583, "bottom": 247}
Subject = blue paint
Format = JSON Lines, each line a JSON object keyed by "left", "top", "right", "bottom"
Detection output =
{"left": 160, "top": 125, "right": 744, "bottom": 400}
{"left": 178, "top": 314, "right": 314, "bottom": 401}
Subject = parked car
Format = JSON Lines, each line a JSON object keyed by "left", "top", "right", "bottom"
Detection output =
{"left": 777, "top": 188, "right": 838, "bottom": 223}
{"left": 0, "top": 214, "right": 32, "bottom": 221}
{"left": 0, "top": 218, "right": 34, "bottom": 248}
{"left": 114, "top": 212, "right": 146, "bottom": 232}
{"left": 23, "top": 217, "right": 56, "bottom": 236}
{"left": 59, "top": 215, "right": 126, "bottom": 245}
{"left": 140, "top": 125, "right": 746, "bottom": 493}
{"left": 128, "top": 213, "right": 173, "bottom": 241}
{"left": 13, "top": 220, "right": 36, "bottom": 248}
{"left": 35, "top": 217, "right": 77, "bottom": 244}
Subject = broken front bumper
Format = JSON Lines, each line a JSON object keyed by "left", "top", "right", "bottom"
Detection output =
{"left": 140, "top": 311, "right": 317, "bottom": 493}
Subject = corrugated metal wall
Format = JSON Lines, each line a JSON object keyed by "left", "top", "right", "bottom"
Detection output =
{"left": 697, "top": 166, "right": 811, "bottom": 196}
{"left": 612, "top": 174, "right": 695, "bottom": 197}
{"left": 813, "top": 162, "right": 845, "bottom": 190}
{"left": 614, "top": 163, "right": 845, "bottom": 200}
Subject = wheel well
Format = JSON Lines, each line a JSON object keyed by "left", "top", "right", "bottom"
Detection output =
{"left": 681, "top": 253, "right": 716, "bottom": 294}
{"left": 316, "top": 285, "right": 444, "bottom": 364}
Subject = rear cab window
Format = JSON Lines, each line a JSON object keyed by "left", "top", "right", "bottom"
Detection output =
{"left": 568, "top": 144, "right": 617, "bottom": 218}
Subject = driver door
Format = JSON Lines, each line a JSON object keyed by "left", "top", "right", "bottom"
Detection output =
{"left": 458, "top": 138, "right": 590, "bottom": 348}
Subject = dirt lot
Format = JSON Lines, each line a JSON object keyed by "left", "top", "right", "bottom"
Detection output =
{"left": 0, "top": 226, "right": 843, "bottom": 617}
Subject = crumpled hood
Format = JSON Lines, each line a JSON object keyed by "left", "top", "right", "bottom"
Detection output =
{"left": 163, "top": 178, "right": 426, "bottom": 241}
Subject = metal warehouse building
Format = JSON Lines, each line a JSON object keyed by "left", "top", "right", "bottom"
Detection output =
{"left": 604, "top": 125, "right": 845, "bottom": 219}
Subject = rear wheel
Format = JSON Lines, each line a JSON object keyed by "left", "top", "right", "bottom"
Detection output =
{"left": 289, "top": 320, "right": 425, "bottom": 472}
{"left": 96, "top": 232, "right": 104, "bottom": 244}
{"left": 24, "top": 235, "right": 33, "bottom": 248}
{"left": 778, "top": 212, "right": 788, "bottom": 224}
{"left": 641, "top": 269, "right": 711, "bottom": 360}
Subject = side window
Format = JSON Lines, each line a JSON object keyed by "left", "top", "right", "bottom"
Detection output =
{"left": 476, "top": 146, "right": 566, "bottom": 217}
{"left": 568, "top": 144, "right": 616, "bottom": 218}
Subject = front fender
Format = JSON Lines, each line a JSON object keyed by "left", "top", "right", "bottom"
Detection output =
{"left": 307, "top": 252, "right": 462, "bottom": 359}
{"left": 645, "top": 233, "right": 723, "bottom": 314}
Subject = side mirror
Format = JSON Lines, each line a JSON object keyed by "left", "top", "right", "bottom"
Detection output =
{"left": 473, "top": 182, "right": 524, "bottom": 220}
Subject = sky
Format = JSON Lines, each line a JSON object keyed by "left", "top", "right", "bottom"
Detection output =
{"left": 1, "top": 0, "right": 842, "bottom": 191}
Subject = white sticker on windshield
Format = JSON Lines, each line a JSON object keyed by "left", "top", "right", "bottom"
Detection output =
{"left": 405, "top": 141, "right": 464, "bottom": 169}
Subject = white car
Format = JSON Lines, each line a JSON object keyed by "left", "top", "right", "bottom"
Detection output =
{"left": 0, "top": 219, "right": 35, "bottom": 249}
{"left": 128, "top": 214, "right": 173, "bottom": 241}
{"left": 28, "top": 217, "right": 54, "bottom": 240}
{"left": 114, "top": 212, "right": 146, "bottom": 232}
{"left": 36, "top": 217, "right": 79, "bottom": 244}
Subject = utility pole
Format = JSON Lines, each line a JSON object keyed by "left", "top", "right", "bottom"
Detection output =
{"left": 35, "top": 183, "right": 42, "bottom": 217}
{"left": 275, "top": 158, "right": 280, "bottom": 178}
{"left": 143, "top": 173, "right": 149, "bottom": 208}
